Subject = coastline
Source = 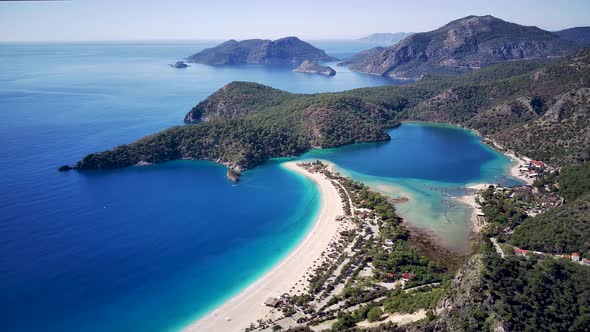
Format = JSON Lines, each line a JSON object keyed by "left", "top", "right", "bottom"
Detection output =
{"left": 455, "top": 184, "right": 489, "bottom": 234}
{"left": 183, "top": 161, "right": 347, "bottom": 332}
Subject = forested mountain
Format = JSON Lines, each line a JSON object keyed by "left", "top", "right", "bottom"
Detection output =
{"left": 72, "top": 48, "right": 590, "bottom": 173}
{"left": 186, "top": 37, "right": 337, "bottom": 67}
{"left": 554, "top": 26, "right": 590, "bottom": 45}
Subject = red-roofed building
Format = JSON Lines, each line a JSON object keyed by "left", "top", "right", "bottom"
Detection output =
{"left": 402, "top": 273, "right": 413, "bottom": 280}
{"left": 386, "top": 273, "right": 395, "bottom": 279}
{"left": 572, "top": 253, "right": 581, "bottom": 261}
{"left": 531, "top": 160, "right": 544, "bottom": 168}
{"left": 514, "top": 248, "right": 529, "bottom": 256}
{"left": 582, "top": 258, "right": 590, "bottom": 265}
{"left": 562, "top": 254, "right": 571, "bottom": 260}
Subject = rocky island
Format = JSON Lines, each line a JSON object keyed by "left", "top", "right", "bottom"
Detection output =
{"left": 169, "top": 61, "right": 189, "bottom": 68}
{"left": 186, "top": 36, "right": 337, "bottom": 67}
{"left": 346, "top": 15, "right": 582, "bottom": 79}
{"left": 293, "top": 60, "right": 336, "bottom": 76}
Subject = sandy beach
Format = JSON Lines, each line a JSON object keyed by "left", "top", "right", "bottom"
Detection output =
{"left": 504, "top": 151, "right": 534, "bottom": 185}
{"left": 455, "top": 184, "right": 489, "bottom": 234}
{"left": 184, "top": 161, "right": 346, "bottom": 332}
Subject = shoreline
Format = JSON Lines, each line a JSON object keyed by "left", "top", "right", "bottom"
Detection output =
{"left": 183, "top": 161, "right": 347, "bottom": 332}
{"left": 455, "top": 184, "right": 489, "bottom": 235}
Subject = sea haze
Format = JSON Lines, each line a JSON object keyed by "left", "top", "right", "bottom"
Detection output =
{"left": 1, "top": 41, "right": 516, "bottom": 331}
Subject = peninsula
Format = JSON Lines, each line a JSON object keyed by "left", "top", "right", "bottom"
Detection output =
{"left": 186, "top": 160, "right": 451, "bottom": 331}
{"left": 68, "top": 48, "right": 590, "bottom": 178}
{"left": 187, "top": 37, "right": 337, "bottom": 67}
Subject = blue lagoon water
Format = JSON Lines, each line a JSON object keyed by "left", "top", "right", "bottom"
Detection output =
{"left": 1, "top": 41, "right": 515, "bottom": 331}
{"left": 303, "top": 123, "right": 521, "bottom": 250}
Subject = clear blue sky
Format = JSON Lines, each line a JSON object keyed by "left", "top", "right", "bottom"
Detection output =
{"left": 1, "top": 0, "right": 589, "bottom": 41}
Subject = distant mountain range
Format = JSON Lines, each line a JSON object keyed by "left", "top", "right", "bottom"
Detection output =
{"left": 358, "top": 32, "right": 415, "bottom": 44}
{"left": 553, "top": 27, "right": 590, "bottom": 45}
{"left": 346, "top": 15, "right": 582, "bottom": 79}
{"left": 186, "top": 37, "right": 337, "bottom": 67}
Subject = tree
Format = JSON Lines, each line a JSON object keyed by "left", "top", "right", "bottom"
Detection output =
{"left": 367, "top": 306, "right": 384, "bottom": 322}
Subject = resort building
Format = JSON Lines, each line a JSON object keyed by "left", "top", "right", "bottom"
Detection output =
{"left": 264, "top": 297, "right": 280, "bottom": 308}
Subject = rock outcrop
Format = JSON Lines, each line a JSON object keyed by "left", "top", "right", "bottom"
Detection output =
{"left": 170, "top": 61, "right": 189, "bottom": 68}
{"left": 293, "top": 60, "right": 336, "bottom": 76}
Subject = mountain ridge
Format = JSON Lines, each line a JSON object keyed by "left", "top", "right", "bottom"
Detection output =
{"left": 348, "top": 15, "right": 581, "bottom": 79}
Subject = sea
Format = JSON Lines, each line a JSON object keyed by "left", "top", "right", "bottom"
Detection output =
{"left": 0, "top": 41, "right": 519, "bottom": 332}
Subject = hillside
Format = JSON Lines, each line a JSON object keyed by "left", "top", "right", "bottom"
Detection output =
{"left": 75, "top": 82, "right": 399, "bottom": 173}
{"left": 554, "top": 26, "right": 590, "bottom": 45}
{"left": 71, "top": 48, "right": 590, "bottom": 174}
{"left": 508, "top": 162, "right": 590, "bottom": 254}
{"left": 186, "top": 37, "right": 337, "bottom": 66}
{"left": 358, "top": 32, "right": 414, "bottom": 45}
{"left": 348, "top": 15, "right": 580, "bottom": 79}
{"left": 414, "top": 247, "right": 590, "bottom": 332}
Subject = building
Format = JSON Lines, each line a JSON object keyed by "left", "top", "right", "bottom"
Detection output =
{"left": 572, "top": 253, "right": 581, "bottom": 261}
{"left": 514, "top": 248, "right": 529, "bottom": 256}
{"left": 582, "top": 258, "right": 590, "bottom": 266}
{"left": 264, "top": 297, "right": 280, "bottom": 307}
{"left": 562, "top": 254, "right": 571, "bottom": 260}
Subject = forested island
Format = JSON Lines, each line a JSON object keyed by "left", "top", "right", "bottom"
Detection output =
{"left": 186, "top": 37, "right": 336, "bottom": 67}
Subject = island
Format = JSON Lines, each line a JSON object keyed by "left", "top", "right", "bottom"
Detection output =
{"left": 186, "top": 36, "right": 337, "bottom": 67}
{"left": 169, "top": 61, "right": 189, "bottom": 68}
{"left": 293, "top": 60, "right": 336, "bottom": 76}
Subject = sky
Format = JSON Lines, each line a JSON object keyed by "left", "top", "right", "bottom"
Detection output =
{"left": 0, "top": 0, "right": 589, "bottom": 42}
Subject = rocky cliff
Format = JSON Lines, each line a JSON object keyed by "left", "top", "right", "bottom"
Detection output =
{"left": 293, "top": 60, "right": 336, "bottom": 76}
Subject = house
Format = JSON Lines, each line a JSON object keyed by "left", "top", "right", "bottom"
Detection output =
{"left": 562, "top": 254, "right": 571, "bottom": 260}
{"left": 264, "top": 297, "right": 280, "bottom": 307}
{"left": 476, "top": 211, "right": 486, "bottom": 225}
{"left": 514, "top": 248, "right": 529, "bottom": 256}
{"left": 582, "top": 258, "right": 590, "bottom": 265}
{"left": 385, "top": 273, "right": 395, "bottom": 279}
{"left": 572, "top": 253, "right": 581, "bottom": 261}
{"left": 531, "top": 160, "right": 544, "bottom": 168}
{"left": 402, "top": 273, "right": 414, "bottom": 280}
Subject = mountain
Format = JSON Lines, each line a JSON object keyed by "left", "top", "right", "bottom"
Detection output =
{"left": 337, "top": 46, "right": 385, "bottom": 66}
{"left": 293, "top": 60, "right": 336, "bottom": 76}
{"left": 358, "top": 32, "right": 414, "bottom": 44}
{"left": 554, "top": 27, "right": 590, "bottom": 45}
{"left": 186, "top": 37, "right": 337, "bottom": 67}
{"left": 70, "top": 48, "right": 590, "bottom": 175}
{"left": 348, "top": 15, "right": 581, "bottom": 79}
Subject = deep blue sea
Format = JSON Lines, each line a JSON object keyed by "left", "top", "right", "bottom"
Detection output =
{"left": 0, "top": 41, "right": 517, "bottom": 332}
